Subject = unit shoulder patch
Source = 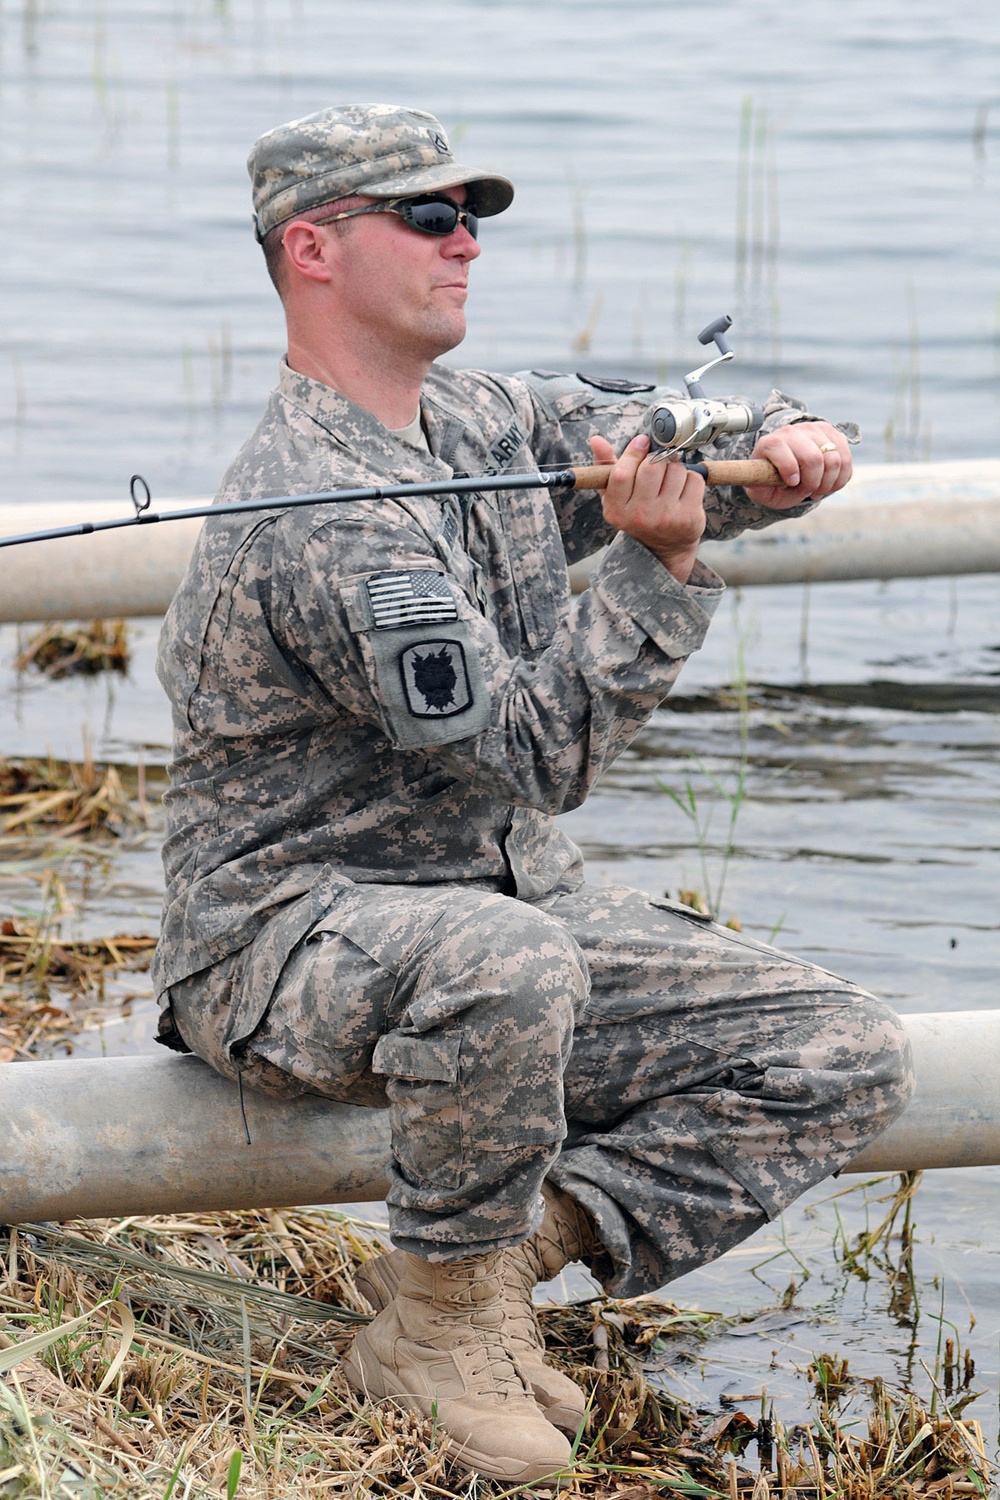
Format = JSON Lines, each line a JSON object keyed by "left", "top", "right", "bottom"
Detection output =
{"left": 399, "top": 638, "right": 472, "bottom": 718}
{"left": 360, "top": 599, "right": 491, "bottom": 749}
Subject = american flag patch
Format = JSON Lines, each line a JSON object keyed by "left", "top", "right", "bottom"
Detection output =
{"left": 366, "top": 570, "right": 459, "bottom": 631}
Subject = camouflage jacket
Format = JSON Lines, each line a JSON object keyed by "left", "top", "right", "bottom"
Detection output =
{"left": 152, "top": 360, "right": 824, "bottom": 1009}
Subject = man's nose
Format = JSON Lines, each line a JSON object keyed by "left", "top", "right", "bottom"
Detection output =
{"left": 445, "top": 223, "right": 481, "bottom": 260}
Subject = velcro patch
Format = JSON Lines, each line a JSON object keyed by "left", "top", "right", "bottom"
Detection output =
{"left": 399, "top": 639, "right": 472, "bottom": 718}
{"left": 366, "top": 570, "right": 458, "bottom": 631}
{"left": 576, "top": 373, "right": 655, "bottom": 395}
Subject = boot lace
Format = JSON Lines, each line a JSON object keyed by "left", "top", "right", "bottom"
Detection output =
{"left": 437, "top": 1258, "right": 533, "bottom": 1399}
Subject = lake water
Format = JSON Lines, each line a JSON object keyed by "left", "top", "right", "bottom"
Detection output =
{"left": 1, "top": 0, "right": 999, "bottom": 1469}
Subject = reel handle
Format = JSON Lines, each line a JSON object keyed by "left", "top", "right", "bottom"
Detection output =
{"left": 571, "top": 457, "right": 783, "bottom": 491}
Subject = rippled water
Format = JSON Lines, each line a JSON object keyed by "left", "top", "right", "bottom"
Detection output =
{"left": 2, "top": 0, "right": 998, "bottom": 500}
{"left": 1, "top": 0, "right": 999, "bottom": 1466}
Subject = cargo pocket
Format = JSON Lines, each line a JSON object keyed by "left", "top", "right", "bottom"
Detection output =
{"left": 239, "top": 925, "right": 396, "bottom": 1106}
{"left": 372, "top": 1030, "right": 464, "bottom": 1190}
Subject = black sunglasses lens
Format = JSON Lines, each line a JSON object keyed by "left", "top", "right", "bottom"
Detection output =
{"left": 406, "top": 198, "right": 479, "bottom": 240}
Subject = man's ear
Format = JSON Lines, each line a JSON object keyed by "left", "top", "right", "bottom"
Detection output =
{"left": 281, "top": 221, "right": 336, "bottom": 284}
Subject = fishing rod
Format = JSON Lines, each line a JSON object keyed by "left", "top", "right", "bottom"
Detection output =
{"left": 0, "top": 457, "right": 783, "bottom": 552}
{"left": 0, "top": 316, "right": 783, "bottom": 551}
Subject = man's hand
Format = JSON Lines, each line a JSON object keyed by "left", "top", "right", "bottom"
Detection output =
{"left": 591, "top": 433, "right": 706, "bottom": 584}
{"left": 743, "top": 421, "right": 853, "bottom": 508}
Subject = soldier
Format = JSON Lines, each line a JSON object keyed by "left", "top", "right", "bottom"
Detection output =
{"left": 152, "top": 104, "right": 913, "bottom": 1485}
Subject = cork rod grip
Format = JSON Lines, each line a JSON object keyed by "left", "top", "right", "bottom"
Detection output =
{"left": 571, "top": 458, "right": 783, "bottom": 491}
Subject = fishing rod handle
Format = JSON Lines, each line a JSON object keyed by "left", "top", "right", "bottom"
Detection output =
{"left": 571, "top": 458, "right": 783, "bottom": 491}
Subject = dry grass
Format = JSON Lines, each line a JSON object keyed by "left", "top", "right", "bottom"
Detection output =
{"left": 0, "top": 911, "right": 156, "bottom": 1061}
{"left": 0, "top": 750, "right": 144, "bottom": 842}
{"left": 0, "top": 1212, "right": 992, "bottom": 1500}
{"left": 0, "top": 862, "right": 156, "bottom": 1062}
{"left": 0, "top": 752, "right": 158, "bottom": 1060}
{"left": 13, "top": 620, "right": 130, "bottom": 679}
{"left": 0, "top": 919, "right": 155, "bottom": 995}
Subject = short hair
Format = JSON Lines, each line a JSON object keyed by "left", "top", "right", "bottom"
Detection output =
{"left": 260, "top": 194, "right": 371, "bottom": 299}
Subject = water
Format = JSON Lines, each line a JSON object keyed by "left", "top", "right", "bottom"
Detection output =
{"left": 1, "top": 0, "right": 998, "bottom": 498}
{"left": 1, "top": 0, "right": 999, "bottom": 1469}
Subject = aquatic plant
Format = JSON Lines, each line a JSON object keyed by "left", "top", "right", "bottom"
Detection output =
{"left": 0, "top": 916, "right": 155, "bottom": 996}
{"left": 13, "top": 620, "right": 130, "bottom": 680}
{"left": 0, "top": 1211, "right": 990, "bottom": 1499}
{"left": 883, "top": 283, "right": 931, "bottom": 463}
{"left": 656, "top": 636, "right": 762, "bottom": 925}
{"left": 734, "top": 96, "right": 782, "bottom": 364}
{"left": 0, "top": 749, "right": 141, "bottom": 840}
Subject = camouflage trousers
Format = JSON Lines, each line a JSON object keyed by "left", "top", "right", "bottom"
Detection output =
{"left": 169, "top": 880, "right": 914, "bottom": 1297}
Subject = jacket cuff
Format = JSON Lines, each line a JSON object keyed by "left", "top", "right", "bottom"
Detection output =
{"left": 591, "top": 533, "right": 724, "bottom": 658}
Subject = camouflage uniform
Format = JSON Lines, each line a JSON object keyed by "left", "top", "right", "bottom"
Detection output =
{"left": 154, "top": 361, "right": 913, "bottom": 1297}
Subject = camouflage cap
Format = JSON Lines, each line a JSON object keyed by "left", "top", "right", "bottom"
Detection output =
{"left": 248, "top": 103, "right": 515, "bottom": 242}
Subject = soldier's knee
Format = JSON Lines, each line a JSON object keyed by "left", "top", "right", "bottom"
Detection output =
{"left": 816, "top": 993, "right": 915, "bottom": 1138}
{"left": 461, "top": 899, "right": 591, "bottom": 1033}
{"left": 859, "top": 997, "right": 915, "bottom": 1117}
{"left": 406, "top": 894, "right": 590, "bottom": 1045}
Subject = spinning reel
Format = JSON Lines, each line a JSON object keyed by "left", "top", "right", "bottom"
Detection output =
{"left": 646, "top": 315, "right": 762, "bottom": 461}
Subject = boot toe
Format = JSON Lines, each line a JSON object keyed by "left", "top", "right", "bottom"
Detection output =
{"left": 443, "top": 1405, "right": 572, "bottom": 1482}
{"left": 343, "top": 1319, "right": 572, "bottom": 1482}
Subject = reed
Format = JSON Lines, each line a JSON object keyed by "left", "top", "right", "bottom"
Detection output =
{"left": 734, "top": 98, "right": 782, "bottom": 362}
{"left": 166, "top": 78, "right": 181, "bottom": 172}
{"left": 208, "top": 319, "right": 234, "bottom": 418}
{"left": 9, "top": 354, "right": 26, "bottom": 435}
{"left": 571, "top": 293, "right": 605, "bottom": 357}
{"left": 14, "top": 621, "right": 130, "bottom": 680}
{"left": 883, "top": 283, "right": 930, "bottom": 463}
{"left": 0, "top": 749, "right": 139, "bottom": 840}
{"left": 0, "top": 916, "right": 155, "bottom": 996}
{"left": 0, "top": 1211, "right": 990, "bottom": 1498}
{"left": 656, "top": 637, "right": 760, "bottom": 926}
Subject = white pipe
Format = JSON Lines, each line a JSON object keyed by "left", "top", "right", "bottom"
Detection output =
{"left": 1, "top": 461, "right": 999, "bottom": 623}
{"left": 701, "top": 458, "right": 1000, "bottom": 587}
{"left": 1, "top": 1011, "right": 996, "bottom": 1225}
{"left": 0, "top": 500, "right": 203, "bottom": 623}
{"left": 568, "top": 458, "right": 1000, "bottom": 590}
{"left": 0, "top": 1055, "right": 391, "bottom": 1224}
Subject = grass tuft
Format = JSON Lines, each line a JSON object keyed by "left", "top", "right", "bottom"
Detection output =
{"left": 14, "top": 621, "right": 130, "bottom": 679}
{"left": 0, "top": 750, "right": 144, "bottom": 842}
{"left": 0, "top": 1212, "right": 991, "bottom": 1499}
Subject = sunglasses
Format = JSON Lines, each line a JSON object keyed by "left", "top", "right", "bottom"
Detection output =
{"left": 313, "top": 194, "right": 480, "bottom": 240}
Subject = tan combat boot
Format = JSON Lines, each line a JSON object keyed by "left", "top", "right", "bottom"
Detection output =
{"left": 343, "top": 1249, "right": 572, "bottom": 1483}
{"left": 355, "top": 1185, "right": 598, "bottom": 1437}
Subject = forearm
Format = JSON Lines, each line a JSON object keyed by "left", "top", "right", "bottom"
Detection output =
{"left": 436, "top": 535, "right": 723, "bottom": 813}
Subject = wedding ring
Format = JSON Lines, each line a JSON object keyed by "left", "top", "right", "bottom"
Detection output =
{"left": 818, "top": 442, "right": 837, "bottom": 453}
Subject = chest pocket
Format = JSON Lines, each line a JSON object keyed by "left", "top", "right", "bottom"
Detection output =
{"left": 496, "top": 486, "right": 569, "bottom": 655}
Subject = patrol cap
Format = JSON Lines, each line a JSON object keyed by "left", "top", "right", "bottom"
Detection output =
{"left": 248, "top": 103, "right": 515, "bottom": 242}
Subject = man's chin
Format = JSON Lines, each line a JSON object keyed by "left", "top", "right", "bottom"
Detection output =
{"left": 425, "top": 316, "right": 467, "bottom": 361}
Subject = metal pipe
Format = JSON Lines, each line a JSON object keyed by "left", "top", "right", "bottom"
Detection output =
{"left": 0, "top": 500, "right": 204, "bottom": 624}
{"left": 1, "top": 1011, "right": 996, "bottom": 1225}
{"left": 0, "top": 1054, "right": 391, "bottom": 1224}
{"left": 702, "top": 458, "right": 1000, "bottom": 586}
{"left": 1, "top": 460, "right": 998, "bottom": 623}
{"left": 570, "top": 458, "right": 1000, "bottom": 589}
